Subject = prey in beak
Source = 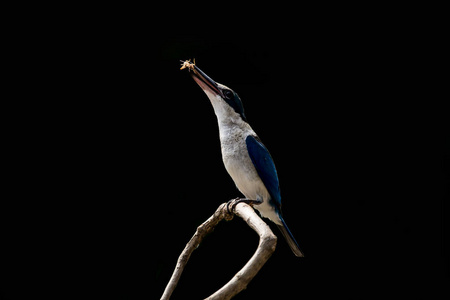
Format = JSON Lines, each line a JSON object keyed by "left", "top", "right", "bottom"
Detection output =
{"left": 180, "top": 59, "right": 223, "bottom": 98}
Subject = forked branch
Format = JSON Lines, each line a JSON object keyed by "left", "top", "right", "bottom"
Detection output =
{"left": 160, "top": 201, "right": 277, "bottom": 300}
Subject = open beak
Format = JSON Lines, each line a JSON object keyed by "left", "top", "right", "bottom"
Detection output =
{"left": 190, "top": 65, "right": 223, "bottom": 98}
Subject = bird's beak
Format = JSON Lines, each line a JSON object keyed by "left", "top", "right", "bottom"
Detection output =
{"left": 191, "top": 65, "right": 224, "bottom": 98}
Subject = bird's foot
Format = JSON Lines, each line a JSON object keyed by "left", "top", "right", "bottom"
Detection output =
{"left": 226, "top": 197, "right": 261, "bottom": 214}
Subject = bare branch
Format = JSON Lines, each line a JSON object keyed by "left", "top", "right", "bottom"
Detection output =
{"left": 205, "top": 203, "right": 277, "bottom": 300}
{"left": 160, "top": 203, "right": 231, "bottom": 300}
{"left": 160, "top": 202, "right": 277, "bottom": 300}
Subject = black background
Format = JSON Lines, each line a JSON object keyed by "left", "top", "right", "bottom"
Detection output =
{"left": 3, "top": 10, "right": 448, "bottom": 300}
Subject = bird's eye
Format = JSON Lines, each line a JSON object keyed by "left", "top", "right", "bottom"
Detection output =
{"left": 223, "top": 90, "right": 233, "bottom": 99}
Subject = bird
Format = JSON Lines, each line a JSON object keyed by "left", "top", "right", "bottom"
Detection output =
{"left": 183, "top": 61, "right": 304, "bottom": 257}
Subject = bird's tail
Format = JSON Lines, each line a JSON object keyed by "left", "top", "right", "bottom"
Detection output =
{"left": 276, "top": 216, "right": 304, "bottom": 257}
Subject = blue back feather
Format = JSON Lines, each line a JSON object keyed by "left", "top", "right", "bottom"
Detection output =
{"left": 245, "top": 135, "right": 281, "bottom": 207}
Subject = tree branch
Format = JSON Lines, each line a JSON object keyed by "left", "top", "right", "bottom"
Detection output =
{"left": 160, "top": 201, "right": 277, "bottom": 300}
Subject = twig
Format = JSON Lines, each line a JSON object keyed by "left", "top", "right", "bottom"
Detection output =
{"left": 205, "top": 203, "right": 277, "bottom": 300}
{"left": 160, "top": 203, "right": 231, "bottom": 300}
{"left": 160, "top": 202, "right": 277, "bottom": 300}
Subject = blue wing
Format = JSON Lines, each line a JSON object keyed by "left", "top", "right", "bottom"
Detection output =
{"left": 247, "top": 135, "right": 304, "bottom": 257}
{"left": 245, "top": 135, "right": 281, "bottom": 207}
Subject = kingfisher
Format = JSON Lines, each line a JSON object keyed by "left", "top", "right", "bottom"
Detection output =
{"left": 182, "top": 61, "right": 304, "bottom": 257}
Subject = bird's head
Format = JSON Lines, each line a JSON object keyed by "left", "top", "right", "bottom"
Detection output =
{"left": 189, "top": 64, "right": 247, "bottom": 123}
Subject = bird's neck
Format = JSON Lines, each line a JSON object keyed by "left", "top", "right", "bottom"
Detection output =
{"left": 207, "top": 94, "right": 253, "bottom": 136}
{"left": 215, "top": 106, "right": 248, "bottom": 129}
{"left": 215, "top": 110, "right": 254, "bottom": 145}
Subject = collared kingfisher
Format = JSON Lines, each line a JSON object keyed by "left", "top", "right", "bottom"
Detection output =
{"left": 183, "top": 61, "right": 304, "bottom": 257}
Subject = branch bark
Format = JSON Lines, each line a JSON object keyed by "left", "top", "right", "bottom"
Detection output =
{"left": 160, "top": 201, "right": 277, "bottom": 300}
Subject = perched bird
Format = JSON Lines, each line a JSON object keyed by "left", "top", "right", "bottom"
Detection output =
{"left": 183, "top": 62, "right": 304, "bottom": 257}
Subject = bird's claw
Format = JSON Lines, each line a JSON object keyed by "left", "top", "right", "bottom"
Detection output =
{"left": 226, "top": 197, "right": 261, "bottom": 215}
{"left": 226, "top": 197, "right": 241, "bottom": 214}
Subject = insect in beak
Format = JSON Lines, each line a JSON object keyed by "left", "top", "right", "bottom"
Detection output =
{"left": 180, "top": 59, "right": 195, "bottom": 71}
